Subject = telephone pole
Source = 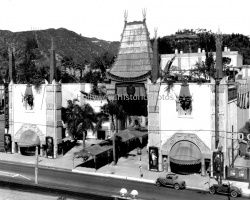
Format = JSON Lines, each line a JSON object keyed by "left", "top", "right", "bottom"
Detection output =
{"left": 214, "top": 29, "right": 224, "bottom": 184}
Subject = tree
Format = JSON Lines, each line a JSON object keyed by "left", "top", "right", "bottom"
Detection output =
{"left": 191, "top": 51, "right": 215, "bottom": 81}
{"left": 62, "top": 99, "right": 95, "bottom": 150}
{"left": 97, "top": 99, "right": 126, "bottom": 165}
{"left": 16, "top": 36, "right": 45, "bottom": 84}
{"left": 90, "top": 51, "right": 116, "bottom": 78}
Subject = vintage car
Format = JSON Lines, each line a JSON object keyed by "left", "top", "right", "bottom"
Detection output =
{"left": 155, "top": 173, "right": 186, "bottom": 190}
{"left": 209, "top": 182, "right": 242, "bottom": 198}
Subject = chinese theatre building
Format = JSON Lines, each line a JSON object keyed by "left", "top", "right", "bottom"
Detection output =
{"left": 105, "top": 11, "right": 153, "bottom": 128}
{"left": 147, "top": 31, "right": 238, "bottom": 176}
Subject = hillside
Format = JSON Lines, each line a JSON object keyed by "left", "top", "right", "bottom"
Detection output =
{"left": 0, "top": 28, "right": 120, "bottom": 70}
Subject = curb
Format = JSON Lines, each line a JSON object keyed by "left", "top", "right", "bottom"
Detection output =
{"left": 72, "top": 169, "right": 154, "bottom": 184}
{"left": 72, "top": 169, "right": 250, "bottom": 198}
{"left": 0, "top": 159, "right": 71, "bottom": 172}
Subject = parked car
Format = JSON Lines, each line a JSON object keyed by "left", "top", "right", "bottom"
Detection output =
{"left": 155, "top": 173, "right": 186, "bottom": 190}
{"left": 209, "top": 182, "right": 242, "bottom": 198}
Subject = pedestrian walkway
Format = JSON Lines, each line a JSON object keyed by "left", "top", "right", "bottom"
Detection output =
{"left": 0, "top": 139, "right": 250, "bottom": 198}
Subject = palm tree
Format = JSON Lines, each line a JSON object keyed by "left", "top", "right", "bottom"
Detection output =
{"left": 62, "top": 99, "right": 95, "bottom": 150}
{"left": 96, "top": 99, "right": 126, "bottom": 165}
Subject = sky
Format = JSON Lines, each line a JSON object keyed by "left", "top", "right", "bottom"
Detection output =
{"left": 1, "top": 0, "right": 250, "bottom": 41}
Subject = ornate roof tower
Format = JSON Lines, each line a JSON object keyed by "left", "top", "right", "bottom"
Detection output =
{"left": 106, "top": 10, "right": 153, "bottom": 82}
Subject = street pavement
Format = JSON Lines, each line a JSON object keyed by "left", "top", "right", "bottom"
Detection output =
{"left": 0, "top": 187, "right": 76, "bottom": 200}
{"left": 0, "top": 139, "right": 250, "bottom": 198}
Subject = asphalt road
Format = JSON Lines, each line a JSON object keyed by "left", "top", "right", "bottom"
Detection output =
{"left": 0, "top": 162, "right": 247, "bottom": 200}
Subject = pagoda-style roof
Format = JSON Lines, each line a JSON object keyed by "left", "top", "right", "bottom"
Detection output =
{"left": 107, "top": 20, "right": 153, "bottom": 81}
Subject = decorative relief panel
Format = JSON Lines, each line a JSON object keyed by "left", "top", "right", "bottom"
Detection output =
{"left": 46, "top": 121, "right": 54, "bottom": 126}
{"left": 148, "top": 84, "right": 160, "bottom": 92}
{"left": 211, "top": 107, "right": 224, "bottom": 115}
{"left": 57, "top": 120, "right": 62, "bottom": 127}
{"left": 148, "top": 106, "right": 159, "bottom": 113}
{"left": 162, "top": 133, "right": 210, "bottom": 154}
{"left": 211, "top": 85, "right": 225, "bottom": 93}
{"left": 148, "top": 126, "right": 159, "bottom": 134}
{"left": 14, "top": 124, "right": 45, "bottom": 141}
{"left": 56, "top": 85, "right": 61, "bottom": 92}
{"left": 46, "top": 103, "right": 54, "bottom": 110}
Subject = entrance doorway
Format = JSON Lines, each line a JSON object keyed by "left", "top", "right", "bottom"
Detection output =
{"left": 97, "top": 130, "right": 106, "bottom": 140}
{"left": 170, "top": 162, "right": 201, "bottom": 175}
{"left": 116, "top": 83, "right": 147, "bottom": 129}
{"left": 169, "top": 140, "right": 202, "bottom": 175}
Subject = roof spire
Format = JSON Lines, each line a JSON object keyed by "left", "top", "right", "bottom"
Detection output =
{"left": 51, "top": 37, "right": 54, "bottom": 50}
{"left": 124, "top": 10, "right": 128, "bottom": 22}
{"left": 154, "top": 27, "right": 158, "bottom": 39}
{"left": 142, "top": 8, "right": 147, "bottom": 21}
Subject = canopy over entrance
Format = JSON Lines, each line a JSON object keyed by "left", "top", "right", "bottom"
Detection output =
{"left": 170, "top": 141, "right": 201, "bottom": 165}
{"left": 18, "top": 130, "right": 40, "bottom": 147}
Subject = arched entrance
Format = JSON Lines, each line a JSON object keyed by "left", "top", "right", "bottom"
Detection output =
{"left": 18, "top": 130, "right": 40, "bottom": 156}
{"left": 162, "top": 133, "right": 211, "bottom": 175}
{"left": 170, "top": 141, "right": 201, "bottom": 174}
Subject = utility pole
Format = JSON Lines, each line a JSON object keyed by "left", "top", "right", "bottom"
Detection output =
{"left": 214, "top": 29, "right": 224, "bottom": 184}
{"left": 232, "top": 126, "right": 234, "bottom": 168}
{"left": 35, "top": 146, "right": 38, "bottom": 184}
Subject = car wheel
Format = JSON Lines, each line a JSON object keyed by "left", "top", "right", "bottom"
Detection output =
{"left": 156, "top": 181, "right": 161, "bottom": 187}
{"left": 174, "top": 184, "right": 180, "bottom": 190}
{"left": 231, "top": 191, "right": 238, "bottom": 198}
{"left": 209, "top": 187, "right": 215, "bottom": 194}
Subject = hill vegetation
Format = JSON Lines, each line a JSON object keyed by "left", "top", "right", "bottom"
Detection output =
{"left": 0, "top": 28, "right": 250, "bottom": 85}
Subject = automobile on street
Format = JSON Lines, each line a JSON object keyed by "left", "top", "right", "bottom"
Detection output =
{"left": 155, "top": 173, "right": 186, "bottom": 190}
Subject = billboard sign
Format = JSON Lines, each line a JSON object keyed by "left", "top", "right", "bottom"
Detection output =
{"left": 149, "top": 146, "right": 158, "bottom": 171}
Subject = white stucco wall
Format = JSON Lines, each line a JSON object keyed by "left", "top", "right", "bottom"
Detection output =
{"left": 159, "top": 83, "right": 212, "bottom": 150}
{"left": 12, "top": 84, "right": 47, "bottom": 143}
{"left": 161, "top": 51, "right": 242, "bottom": 71}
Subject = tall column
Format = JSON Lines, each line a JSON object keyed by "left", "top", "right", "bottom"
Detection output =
{"left": 50, "top": 39, "right": 57, "bottom": 83}
{"left": 147, "top": 82, "right": 161, "bottom": 171}
{"left": 8, "top": 82, "right": 14, "bottom": 153}
{"left": 201, "top": 155, "right": 205, "bottom": 176}
{"left": 46, "top": 81, "right": 62, "bottom": 158}
{"left": 46, "top": 42, "right": 62, "bottom": 159}
{"left": 8, "top": 47, "right": 14, "bottom": 82}
{"left": 151, "top": 30, "right": 159, "bottom": 84}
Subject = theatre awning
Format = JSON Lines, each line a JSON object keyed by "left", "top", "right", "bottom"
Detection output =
{"left": 18, "top": 130, "right": 40, "bottom": 147}
{"left": 170, "top": 141, "right": 201, "bottom": 165}
{"left": 116, "top": 131, "right": 135, "bottom": 143}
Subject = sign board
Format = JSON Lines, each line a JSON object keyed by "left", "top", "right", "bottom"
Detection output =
{"left": 213, "top": 151, "right": 224, "bottom": 177}
{"left": 228, "top": 87, "right": 237, "bottom": 101}
{"left": 4, "top": 134, "right": 11, "bottom": 153}
{"left": 149, "top": 146, "right": 158, "bottom": 171}
{"left": 46, "top": 136, "right": 54, "bottom": 158}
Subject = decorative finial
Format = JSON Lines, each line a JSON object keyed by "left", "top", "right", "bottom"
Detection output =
{"left": 51, "top": 37, "right": 54, "bottom": 50}
{"left": 154, "top": 27, "right": 158, "bottom": 39}
{"left": 124, "top": 10, "right": 128, "bottom": 21}
{"left": 142, "top": 8, "right": 147, "bottom": 20}
{"left": 216, "top": 27, "right": 223, "bottom": 45}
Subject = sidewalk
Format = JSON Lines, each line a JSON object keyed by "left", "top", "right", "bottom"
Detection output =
{"left": 0, "top": 139, "right": 250, "bottom": 198}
